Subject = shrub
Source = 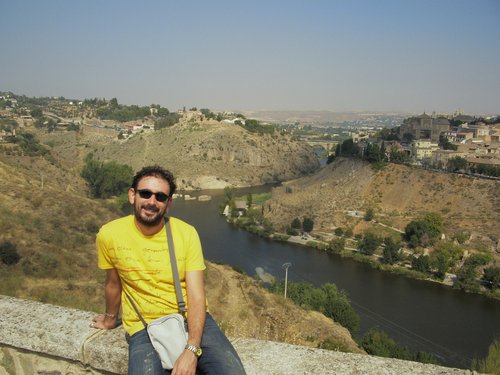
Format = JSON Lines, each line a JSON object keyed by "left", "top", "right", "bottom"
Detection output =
{"left": 364, "top": 208, "right": 374, "bottom": 221}
{"left": 471, "top": 338, "right": 500, "bottom": 374}
{"left": 361, "top": 328, "right": 410, "bottom": 360}
{"left": 483, "top": 266, "right": 500, "bottom": 290}
{"left": 317, "top": 337, "right": 351, "bottom": 353}
{"left": 0, "top": 241, "right": 20, "bottom": 265}
{"left": 452, "top": 231, "right": 470, "bottom": 244}
{"left": 273, "top": 281, "right": 360, "bottom": 335}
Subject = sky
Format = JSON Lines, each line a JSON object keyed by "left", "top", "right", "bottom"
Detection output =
{"left": 1, "top": 0, "right": 499, "bottom": 115}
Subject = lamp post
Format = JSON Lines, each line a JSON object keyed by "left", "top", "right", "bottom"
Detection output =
{"left": 282, "top": 262, "right": 292, "bottom": 299}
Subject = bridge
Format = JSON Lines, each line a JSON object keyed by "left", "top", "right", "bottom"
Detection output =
{"left": 301, "top": 139, "right": 339, "bottom": 154}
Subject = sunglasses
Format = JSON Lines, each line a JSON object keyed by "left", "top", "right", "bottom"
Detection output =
{"left": 136, "top": 189, "right": 170, "bottom": 202}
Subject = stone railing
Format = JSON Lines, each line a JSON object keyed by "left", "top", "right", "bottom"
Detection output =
{"left": 0, "top": 295, "right": 476, "bottom": 374}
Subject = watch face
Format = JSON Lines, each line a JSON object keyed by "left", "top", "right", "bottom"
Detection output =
{"left": 196, "top": 348, "right": 202, "bottom": 356}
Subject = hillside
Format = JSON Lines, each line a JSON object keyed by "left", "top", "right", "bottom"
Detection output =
{"left": 264, "top": 158, "right": 500, "bottom": 258}
{"left": 88, "top": 119, "right": 319, "bottom": 190}
{"left": 205, "top": 262, "right": 362, "bottom": 352}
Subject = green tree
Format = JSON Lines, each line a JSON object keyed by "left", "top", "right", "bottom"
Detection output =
{"left": 0, "top": 241, "right": 20, "bottom": 265}
{"left": 329, "top": 238, "right": 345, "bottom": 254}
{"left": 447, "top": 156, "right": 468, "bottom": 172}
{"left": 377, "top": 127, "right": 400, "bottom": 141}
{"left": 30, "top": 108, "right": 43, "bottom": 118}
{"left": 81, "top": 154, "right": 133, "bottom": 198}
{"left": 320, "top": 283, "right": 360, "bottom": 335}
{"left": 291, "top": 218, "right": 301, "bottom": 230}
{"left": 337, "top": 139, "right": 360, "bottom": 158}
{"left": 223, "top": 186, "right": 234, "bottom": 204}
{"left": 404, "top": 213, "right": 443, "bottom": 247}
{"left": 412, "top": 255, "right": 431, "bottom": 273}
{"left": 364, "top": 143, "right": 384, "bottom": 163}
{"left": 430, "top": 241, "right": 464, "bottom": 276}
{"left": 358, "top": 233, "right": 381, "bottom": 255}
{"left": 389, "top": 145, "right": 410, "bottom": 164}
{"left": 302, "top": 217, "right": 314, "bottom": 233}
{"left": 454, "top": 264, "right": 480, "bottom": 292}
{"left": 361, "top": 328, "right": 410, "bottom": 360}
{"left": 382, "top": 237, "right": 401, "bottom": 264}
{"left": 246, "top": 193, "right": 253, "bottom": 209}
{"left": 439, "top": 135, "right": 457, "bottom": 151}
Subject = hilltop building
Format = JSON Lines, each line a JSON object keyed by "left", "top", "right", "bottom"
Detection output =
{"left": 399, "top": 113, "right": 450, "bottom": 142}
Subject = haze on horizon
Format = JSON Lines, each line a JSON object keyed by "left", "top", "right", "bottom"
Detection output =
{"left": 1, "top": 0, "right": 499, "bottom": 115}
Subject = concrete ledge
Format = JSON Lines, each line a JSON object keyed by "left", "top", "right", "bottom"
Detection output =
{"left": 0, "top": 295, "right": 475, "bottom": 374}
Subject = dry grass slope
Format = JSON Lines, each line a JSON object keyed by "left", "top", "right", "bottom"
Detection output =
{"left": 264, "top": 158, "right": 499, "bottom": 257}
{"left": 90, "top": 120, "right": 320, "bottom": 189}
{"left": 205, "top": 262, "right": 362, "bottom": 353}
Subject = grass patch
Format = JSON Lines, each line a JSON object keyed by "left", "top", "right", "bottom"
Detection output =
{"left": 0, "top": 272, "right": 24, "bottom": 296}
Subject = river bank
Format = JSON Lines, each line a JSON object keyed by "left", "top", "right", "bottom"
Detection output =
{"left": 226, "top": 214, "right": 499, "bottom": 301}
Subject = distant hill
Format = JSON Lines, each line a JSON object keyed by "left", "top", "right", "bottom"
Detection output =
{"left": 264, "top": 158, "right": 500, "bottom": 256}
{"left": 90, "top": 119, "right": 319, "bottom": 190}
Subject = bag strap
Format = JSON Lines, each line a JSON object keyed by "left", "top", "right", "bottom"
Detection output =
{"left": 165, "top": 217, "right": 186, "bottom": 317}
{"left": 125, "top": 216, "right": 186, "bottom": 329}
{"left": 125, "top": 293, "right": 148, "bottom": 328}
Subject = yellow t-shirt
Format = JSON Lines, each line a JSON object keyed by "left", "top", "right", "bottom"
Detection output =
{"left": 97, "top": 215, "right": 206, "bottom": 335}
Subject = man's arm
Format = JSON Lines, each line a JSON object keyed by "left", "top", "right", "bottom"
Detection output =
{"left": 91, "top": 268, "right": 122, "bottom": 330}
{"left": 172, "top": 270, "right": 206, "bottom": 375}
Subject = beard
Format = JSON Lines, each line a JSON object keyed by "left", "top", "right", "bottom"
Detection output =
{"left": 134, "top": 203, "right": 165, "bottom": 227}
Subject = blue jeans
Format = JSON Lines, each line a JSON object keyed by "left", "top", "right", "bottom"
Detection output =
{"left": 127, "top": 313, "right": 246, "bottom": 375}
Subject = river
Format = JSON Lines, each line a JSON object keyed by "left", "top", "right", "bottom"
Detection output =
{"left": 169, "top": 187, "right": 499, "bottom": 369}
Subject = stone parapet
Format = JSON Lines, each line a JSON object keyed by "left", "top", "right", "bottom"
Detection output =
{"left": 0, "top": 295, "right": 476, "bottom": 374}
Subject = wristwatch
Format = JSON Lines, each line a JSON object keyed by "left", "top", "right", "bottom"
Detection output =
{"left": 185, "top": 344, "right": 202, "bottom": 357}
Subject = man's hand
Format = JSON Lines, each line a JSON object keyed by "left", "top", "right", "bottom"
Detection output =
{"left": 90, "top": 269, "right": 122, "bottom": 330}
{"left": 89, "top": 314, "right": 117, "bottom": 330}
{"left": 172, "top": 349, "right": 198, "bottom": 375}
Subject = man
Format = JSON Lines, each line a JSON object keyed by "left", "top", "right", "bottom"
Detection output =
{"left": 90, "top": 165, "right": 246, "bottom": 375}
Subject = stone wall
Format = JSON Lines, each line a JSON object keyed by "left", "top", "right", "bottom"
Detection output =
{"left": 0, "top": 296, "right": 476, "bottom": 375}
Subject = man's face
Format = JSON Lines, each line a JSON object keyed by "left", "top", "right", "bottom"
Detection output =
{"left": 128, "top": 176, "right": 172, "bottom": 227}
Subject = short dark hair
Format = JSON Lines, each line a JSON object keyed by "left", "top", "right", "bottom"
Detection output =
{"left": 131, "top": 165, "right": 177, "bottom": 196}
